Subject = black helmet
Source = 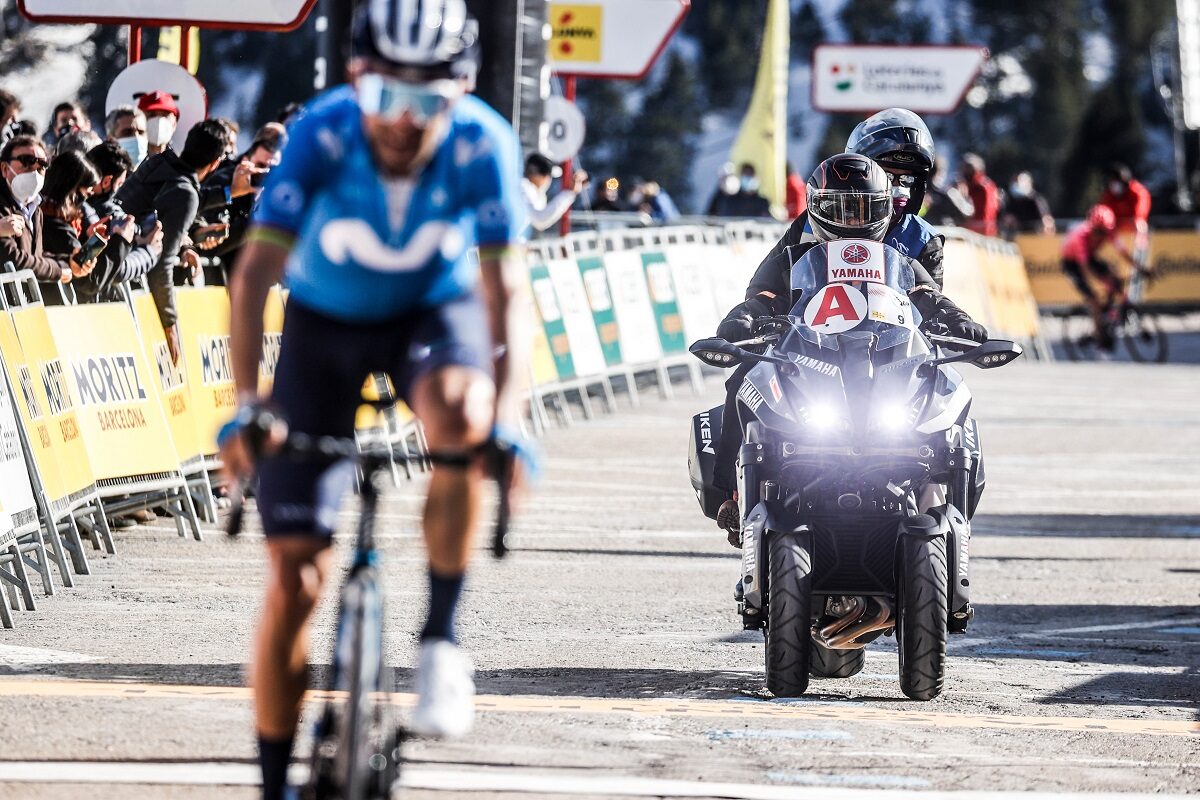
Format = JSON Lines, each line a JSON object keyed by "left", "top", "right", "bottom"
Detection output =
{"left": 845, "top": 108, "right": 935, "bottom": 173}
{"left": 351, "top": 0, "right": 480, "bottom": 82}
{"left": 806, "top": 154, "right": 892, "bottom": 243}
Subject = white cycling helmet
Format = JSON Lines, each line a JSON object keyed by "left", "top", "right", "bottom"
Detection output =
{"left": 352, "top": 0, "right": 480, "bottom": 80}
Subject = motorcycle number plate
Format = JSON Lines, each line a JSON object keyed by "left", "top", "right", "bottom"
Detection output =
{"left": 803, "top": 283, "right": 869, "bottom": 334}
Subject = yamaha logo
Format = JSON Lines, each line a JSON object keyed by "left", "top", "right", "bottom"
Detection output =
{"left": 841, "top": 244, "right": 870, "bottom": 265}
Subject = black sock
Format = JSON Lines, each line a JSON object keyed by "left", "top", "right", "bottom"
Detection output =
{"left": 259, "top": 733, "right": 294, "bottom": 800}
{"left": 419, "top": 568, "right": 465, "bottom": 643}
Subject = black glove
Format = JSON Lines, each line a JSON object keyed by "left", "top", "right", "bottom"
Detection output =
{"left": 912, "top": 288, "right": 989, "bottom": 343}
{"left": 716, "top": 295, "right": 774, "bottom": 343}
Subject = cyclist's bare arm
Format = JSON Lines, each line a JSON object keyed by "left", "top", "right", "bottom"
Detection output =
{"left": 230, "top": 227, "right": 292, "bottom": 402}
{"left": 478, "top": 244, "right": 529, "bottom": 428}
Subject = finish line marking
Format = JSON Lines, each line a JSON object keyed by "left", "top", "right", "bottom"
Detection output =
{"left": 0, "top": 761, "right": 1192, "bottom": 799}
{"left": 0, "top": 678, "right": 1194, "bottom": 738}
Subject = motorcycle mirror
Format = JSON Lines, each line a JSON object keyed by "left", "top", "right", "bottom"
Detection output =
{"left": 689, "top": 337, "right": 746, "bottom": 368}
{"left": 920, "top": 339, "right": 1024, "bottom": 376}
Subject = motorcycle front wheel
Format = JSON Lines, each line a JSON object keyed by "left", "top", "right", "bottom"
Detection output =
{"left": 897, "top": 535, "right": 948, "bottom": 701}
{"left": 764, "top": 530, "right": 813, "bottom": 697}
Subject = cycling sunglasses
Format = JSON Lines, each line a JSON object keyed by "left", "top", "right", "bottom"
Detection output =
{"left": 6, "top": 154, "right": 49, "bottom": 171}
{"left": 887, "top": 172, "right": 917, "bottom": 188}
{"left": 356, "top": 74, "right": 461, "bottom": 124}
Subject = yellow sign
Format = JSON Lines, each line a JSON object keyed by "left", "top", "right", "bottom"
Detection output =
{"left": 44, "top": 305, "right": 181, "bottom": 481}
{"left": 6, "top": 306, "right": 96, "bottom": 504}
{"left": 175, "top": 287, "right": 236, "bottom": 454}
{"left": 259, "top": 286, "right": 286, "bottom": 397}
{"left": 134, "top": 293, "right": 202, "bottom": 462}
{"left": 1017, "top": 231, "right": 1200, "bottom": 307}
{"left": 549, "top": 4, "right": 602, "bottom": 62}
{"left": 157, "top": 26, "right": 201, "bottom": 75}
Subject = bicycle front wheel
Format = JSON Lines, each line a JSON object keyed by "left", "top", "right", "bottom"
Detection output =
{"left": 1121, "top": 310, "right": 1168, "bottom": 363}
{"left": 334, "top": 567, "right": 390, "bottom": 799}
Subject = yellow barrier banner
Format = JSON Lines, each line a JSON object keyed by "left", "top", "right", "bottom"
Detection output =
{"left": 5, "top": 307, "right": 95, "bottom": 504}
{"left": 175, "top": 288, "right": 235, "bottom": 454}
{"left": 941, "top": 237, "right": 996, "bottom": 333}
{"left": 1017, "top": 231, "right": 1200, "bottom": 307}
{"left": 980, "top": 242, "right": 1041, "bottom": 339}
{"left": 259, "top": 286, "right": 286, "bottom": 397}
{"left": 43, "top": 304, "right": 181, "bottom": 481}
{"left": 133, "top": 293, "right": 202, "bottom": 463}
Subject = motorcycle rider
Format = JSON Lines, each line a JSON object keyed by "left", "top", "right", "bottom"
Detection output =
{"left": 711, "top": 150, "right": 988, "bottom": 545}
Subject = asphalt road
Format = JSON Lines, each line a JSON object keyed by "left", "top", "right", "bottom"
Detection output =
{"left": 0, "top": 360, "right": 1196, "bottom": 799}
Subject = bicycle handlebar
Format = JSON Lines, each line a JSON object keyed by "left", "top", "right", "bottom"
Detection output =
{"left": 225, "top": 433, "right": 514, "bottom": 559}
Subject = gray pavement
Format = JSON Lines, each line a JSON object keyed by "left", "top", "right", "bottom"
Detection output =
{"left": 0, "top": 360, "right": 1197, "bottom": 798}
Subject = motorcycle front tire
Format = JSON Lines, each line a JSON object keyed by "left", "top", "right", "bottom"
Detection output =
{"left": 765, "top": 530, "right": 813, "bottom": 697}
{"left": 897, "top": 534, "right": 949, "bottom": 701}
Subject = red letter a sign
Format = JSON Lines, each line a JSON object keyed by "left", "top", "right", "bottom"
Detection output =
{"left": 802, "top": 283, "right": 867, "bottom": 334}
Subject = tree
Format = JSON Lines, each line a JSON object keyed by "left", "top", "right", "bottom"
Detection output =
{"left": 682, "top": 0, "right": 767, "bottom": 110}
{"left": 616, "top": 52, "right": 703, "bottom": 209}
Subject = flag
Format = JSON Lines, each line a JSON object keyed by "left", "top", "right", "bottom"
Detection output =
{"left": 729, "top": 0, "right": 790, "bottom": 212}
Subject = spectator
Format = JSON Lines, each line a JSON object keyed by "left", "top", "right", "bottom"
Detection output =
{"left": 627, "top": 179, "right": 680, "bottom": 224}
{"left": 706, "top": 163, "right": 740, "bottom": 216}
{"left": 1001, "top": 171, "right": 1055, "bottom": 236}
{"left": 1098, "top": 162, "right": 1151, "bottom": 256}
{"left": 55, "top": 127, "right": 103, "bottom": 158}
{"left": 0, "top": 89, "right": 19, "bottom": 129}
{"left": 138, "top": 90, "right": 180, "bottom": 158}
{"left": 105, "top": 105, "right": 148, "bottom": 167}
{"left": 922, "top": 156, "right": 973, "bottom": 227}
{"left": 76, "top": 141, "right": 162, "bottom": 303}
{"left": 591, "top": 177, "right": 627, "bottom": 212}
{"left": 0, "top": 89, "right": 20, "bottom": 145}
{"left": 785, "top": 162, "right": 806, "bottom": 219}
{"left": 193, "top": 123, "right": 285, "bottom": 283}
{"left": 714, "top": 162, "right": 771, "bottom": 218}
{"left": 115, "top": 119, "right": 227, "bottom": 360}
{"left": 42, "top": 101, "right": 90, "bottom": 149}
{"left": 0, "top": 134, "right": 76, "bottom": 285}
{"left": 522, "top": 152, "right": 587, "bottom": 233}
{"left": 38, "top": 150, "right": 103, "bottom": 300}
{"left": 958, "top": 153, "right": 999, "bottom": 237}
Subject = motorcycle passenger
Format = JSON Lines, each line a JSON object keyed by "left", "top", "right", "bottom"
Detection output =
{"left": 1061, "top": 204, "right": 1139, "bottom": 351}
{"left": 711, "top": 153, "right": 988, "bottom": 544}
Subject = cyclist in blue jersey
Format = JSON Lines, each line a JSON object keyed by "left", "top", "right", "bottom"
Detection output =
{"left": 219, "top": 2, "right": 529, "bottom": 797}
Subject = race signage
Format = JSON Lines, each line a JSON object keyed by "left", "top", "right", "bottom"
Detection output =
{"left": 812, "top": 45, "right": 988, "bottom": 114}
{"left": 827, "top": 239, "right": 885, "bottom": 284}
{"left": 18, "top": 0, "right": 316, "bottom": 30}
{"left": 548, "top": 0, "right": 690, "bottom": 79}
{"left": 803, "top": 283, "right": 868, "bottom": 334}
{"left": 1180, "top": 0, "right": 1200, "bottom": 129}
{"left": 541, "top": 96, "right": 587, "bottom": 163}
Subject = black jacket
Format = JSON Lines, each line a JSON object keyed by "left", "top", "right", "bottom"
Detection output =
{"left": 74, "top": 194, "right": 158, "bottom": 303}
{"left": 115, "top": 150, "right": 201, "bottom": 327}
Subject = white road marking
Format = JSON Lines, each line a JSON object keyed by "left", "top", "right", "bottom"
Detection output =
{"left": 0, "top": 644, "right": 103, "bottom": 666}
{"left": 0, "top": 761, "right": 1192, "bottom": 799}
{"left": 1036, "top": 617, "right": 1200, "bottom": 636}
{"left": 707, "top": 728, "right": 852, "bottom": 741}
{"left": 766, "top": 771, "right": 931, "bottom": 788}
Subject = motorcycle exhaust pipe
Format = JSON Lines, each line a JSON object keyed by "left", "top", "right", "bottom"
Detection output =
{"left": 814, "top": 597, "right": 894, "bottom": 650}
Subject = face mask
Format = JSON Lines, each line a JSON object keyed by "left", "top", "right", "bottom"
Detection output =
{"left": 741, "top": 176, "right": 760, "bottom": 193}
{"left": 9, "top": 170, "right": 44, "bottom": 204}
{"left": 146, "top": 117, "right": 176, "bottom": 147}
{"left": 117, "top": 135, "right": 148, "bottom": 166}
{"left": 891, "top": 186, "right": 911, "bottom": 215}
{"left": 1009, "top": 182, "right": 1029, "bottom": 198}
{"left": 1108, "top": 180, "right": 1125, "bottom": 195}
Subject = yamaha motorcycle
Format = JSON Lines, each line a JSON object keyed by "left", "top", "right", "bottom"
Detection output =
{"left": 687, "top": 240, "right": 1022, "bottom": 700}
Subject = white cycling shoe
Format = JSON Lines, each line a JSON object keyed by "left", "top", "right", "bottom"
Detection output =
{"left": 410, "top": 639, "right": 475, "bottom": 739}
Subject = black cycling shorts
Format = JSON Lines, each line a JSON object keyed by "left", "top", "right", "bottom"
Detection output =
{"left": 257, "top": 296, "right": 493, "bottom": 536}
{"left": 1062, "top": 256, "right": 1117, "bottom": 300}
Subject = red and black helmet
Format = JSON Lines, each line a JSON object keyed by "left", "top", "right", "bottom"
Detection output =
{"left": 806, "top": 154, "right": 892, "bottom": 243}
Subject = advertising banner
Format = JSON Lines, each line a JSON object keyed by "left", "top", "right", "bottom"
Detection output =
{"left": 602, "top": 249, "right": 663, "bottom": 365}
{"left": 641, "top": 251, "right": 687, "bottom": 354}
{"left": 0, "top": 353, "right": 38, "bottom": 536}
{"left": 6, "top": 307, "right": 95, "bottom": 505}
{"left": 175, "top": 288, "right": 236, "bottom": 453}
{"left": 577, "top": 256, "right": 623, "bottom": 367}
{"left": 134, "top": 293, "right": 203, "bottom": 462}
{"left": 664, "top": 243, "right": 724, "bottom": 343}
{"left": 529, "top": 262, "right": 577, "bottom": 380}
{"left": 44, "top": 304, "right": 180, "bottom": 481}
{"left": 546, "top": 257, "right": 607, "bottom": 378}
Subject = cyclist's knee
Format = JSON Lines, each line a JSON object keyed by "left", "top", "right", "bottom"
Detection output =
{"left": 411, "top": 367, "right": 494, "bottom": 448}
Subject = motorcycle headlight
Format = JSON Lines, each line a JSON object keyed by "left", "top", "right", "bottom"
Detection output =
{"left": 807, "top": 402, "right": 839, "bottom": 429}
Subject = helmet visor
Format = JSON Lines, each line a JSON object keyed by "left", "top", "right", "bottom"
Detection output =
{"left": 357, "top": 74, "right": 460, "bottom": 123}
{"left": 809, "top": 190, "right": 891, "bottom": 229}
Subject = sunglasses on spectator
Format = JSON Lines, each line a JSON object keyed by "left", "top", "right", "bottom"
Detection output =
{"left": 888, "top": 173, "right": 916, "bottom": 188}
{"left": 356, "top": 74, "right": 460, "bottom": 124}
{"left": 6, "top": 154, "right": 49, "bottom": 170}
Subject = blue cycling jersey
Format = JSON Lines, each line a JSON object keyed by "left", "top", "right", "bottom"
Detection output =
{"left": 254, "top": 86, "right": 528, "bottom": 322}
